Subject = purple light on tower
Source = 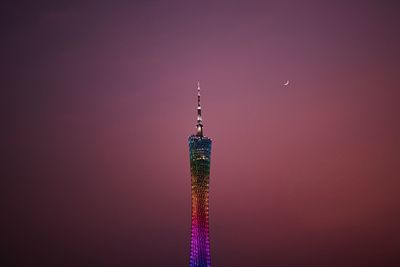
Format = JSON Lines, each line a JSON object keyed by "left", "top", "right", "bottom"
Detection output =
{"left": 188, "top": 82, "right": 212, "bottom": 267}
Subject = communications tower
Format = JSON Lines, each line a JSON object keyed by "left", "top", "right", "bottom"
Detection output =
{"left": 188, "top": 82, "right": 212, "bottom": 267}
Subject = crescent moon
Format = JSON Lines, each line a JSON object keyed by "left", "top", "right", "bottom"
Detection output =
{"left": 284, "top": 80, "right": 289, "bottom": 86}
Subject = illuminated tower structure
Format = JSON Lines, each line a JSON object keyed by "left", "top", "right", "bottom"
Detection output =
{"left": 189, "top": 82, "right": 212, "bottom": 267}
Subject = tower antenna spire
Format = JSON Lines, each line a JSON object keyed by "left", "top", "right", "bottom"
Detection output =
{"left": 196, "top": 81, "right": 203, "bottom": 137}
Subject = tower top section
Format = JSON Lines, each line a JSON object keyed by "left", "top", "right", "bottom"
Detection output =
{"left": 196, "top": 81, "right": 203, "bottom": 137}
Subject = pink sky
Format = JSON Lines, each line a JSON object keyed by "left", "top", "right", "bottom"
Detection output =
{"left": 2, "top": 1, "right": 400, "bottom": 266}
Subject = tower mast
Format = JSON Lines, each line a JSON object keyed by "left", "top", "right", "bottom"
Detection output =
{"left": 196, "top": 81, "right": 203, "bottom": 137}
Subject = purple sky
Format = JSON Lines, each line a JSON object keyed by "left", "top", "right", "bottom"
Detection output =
{"left": 2, "top": 1, "right": 400, "bottom": 266}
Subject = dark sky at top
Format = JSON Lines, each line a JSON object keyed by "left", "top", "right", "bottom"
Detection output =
{"left": 1, "top": 1, "right": 400, "bottom": 266}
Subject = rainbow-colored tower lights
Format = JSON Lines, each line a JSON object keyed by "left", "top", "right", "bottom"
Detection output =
{"left": 188, "top": 82, "right": 212, "bottom": 267}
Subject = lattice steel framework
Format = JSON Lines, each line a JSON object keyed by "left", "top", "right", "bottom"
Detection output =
{"left": 188, "top": 82, "right": 212, "bottom": 267}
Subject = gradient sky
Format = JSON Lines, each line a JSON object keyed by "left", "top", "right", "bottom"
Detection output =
{"left": 2, "top": 1, "right": 400, "bottom": 266}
